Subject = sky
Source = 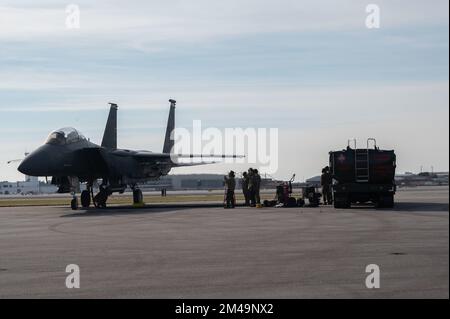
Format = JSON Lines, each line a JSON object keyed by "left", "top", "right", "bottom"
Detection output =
{"left": 0, "top": 0, "right": 448, "bottom": 181}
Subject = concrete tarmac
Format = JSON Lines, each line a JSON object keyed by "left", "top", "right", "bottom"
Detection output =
{"left": 0, "top": 186, "right": 448, "bottom": 298}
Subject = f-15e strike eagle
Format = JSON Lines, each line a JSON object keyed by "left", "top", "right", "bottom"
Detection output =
{"left": 18, "top": 100, "right": 240, "bottom": 210}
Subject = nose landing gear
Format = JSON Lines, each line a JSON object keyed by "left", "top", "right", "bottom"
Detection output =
{"left": 70, "top": 193, "right": 79, "bottom": 210}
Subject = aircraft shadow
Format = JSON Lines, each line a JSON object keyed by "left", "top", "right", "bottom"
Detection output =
{"left": 60, "top": 201, "right": 448, "bottom": 217}
{"left": 60, "top": 202, "right": 224, "bottom": 218}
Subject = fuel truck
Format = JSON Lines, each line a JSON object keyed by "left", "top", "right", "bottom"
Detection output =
{"left": 329, "top": 138, "right": 396, "bottom": 208}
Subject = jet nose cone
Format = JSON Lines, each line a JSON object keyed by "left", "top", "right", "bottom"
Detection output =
{"left": 17, "top": 145, "right": 56, "bottom": 176}
{"left": 18, "top": 156, "right": 34, "bottom": 176}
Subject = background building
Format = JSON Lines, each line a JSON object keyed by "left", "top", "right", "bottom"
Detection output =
{"left": 0, "top": 171, "right": 447, "bottom": 196}
{"left": 396, "top": 172, "right": 449, "bottom": 187}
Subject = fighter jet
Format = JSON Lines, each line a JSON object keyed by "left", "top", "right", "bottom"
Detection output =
{"left": 18, "top": 100, "right": 240, "bottom": 210}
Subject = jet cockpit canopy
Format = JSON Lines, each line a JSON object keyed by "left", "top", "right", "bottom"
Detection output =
{"left": 45, "top": 127, "right": 86, "bottom": 145}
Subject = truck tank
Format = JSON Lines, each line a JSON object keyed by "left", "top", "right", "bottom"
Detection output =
{"left": 329, "top": 138, "right": 397, "bottom": 208}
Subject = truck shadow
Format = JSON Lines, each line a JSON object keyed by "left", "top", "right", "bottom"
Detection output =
{"left": 346, "top": 202, "right": 449, "bottom": 212}
{"left": 391, "top": 202, "right": 449, "bottom": 212}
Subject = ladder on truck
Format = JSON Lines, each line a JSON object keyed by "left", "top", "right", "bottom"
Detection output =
{"left": 355, "top": 148, "right": 369, "bottom": 182}
{"left": 349, "top": 138, "right": 377, "bottom": 183}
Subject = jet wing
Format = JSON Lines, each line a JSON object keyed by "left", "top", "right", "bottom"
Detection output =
{"left": 133, "top": 152, "right": 243, "bottom": 160}
{"left": 175, "top": 154, "right": 243, "bottom": 159}
{"left": 131, "top": 152, "right": 243, "bottom": 167}
{"left": 172, "top": 161, "right": 218, "bottom": 167}
{"left": 170, "top": 154, "right": 243, "bottom": 167}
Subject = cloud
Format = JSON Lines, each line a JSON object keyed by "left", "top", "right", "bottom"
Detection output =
{"left": 0, "top": 79, "right": 447, "bottom": 114}
{"left": 0, "top": 0, "right": 448, "bottom": 45}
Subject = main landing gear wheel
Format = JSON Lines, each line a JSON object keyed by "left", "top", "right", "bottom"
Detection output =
{"left": 94, "top": 189, "right": 108, "bottom": 208}
{"left": 133, "top": 189, "right": 143, "bottom": 205}
{"left": 81, "top": 190, "right": 91, "bottom": 208}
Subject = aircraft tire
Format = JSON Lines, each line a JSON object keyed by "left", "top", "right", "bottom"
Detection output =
{"left": 133, "top": 189, "right": 143, "bottom": 204}
{"left": 71, "top": 198, "right": 78, "bottom": 210}
{"left": 81, "top": 190, "right": 91, "bottom": 208}
{"left": 94, "top": 189, "right": 108, "bottom": 208}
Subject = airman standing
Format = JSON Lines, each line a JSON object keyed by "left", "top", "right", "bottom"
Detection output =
{"left": 241, "top": 171, "right": 250, "bottom": 206}
{"left": 224, "top": 170, "right": 236, "bottom": 208}
{"left": 253, "top": 169, "right": 261, "bottom": 206}
{"left": 321, "top": 166, "right": 333, "bottom": 205}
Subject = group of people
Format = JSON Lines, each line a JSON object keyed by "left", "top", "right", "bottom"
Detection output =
{"left": 241, "top": 168, "right": 262, "bottom": 207}
{"left": 224, "top": 166, "right": 333, "bottom": 208}
{"left": 224, "top": 168, "right": 262, "bottom": 208}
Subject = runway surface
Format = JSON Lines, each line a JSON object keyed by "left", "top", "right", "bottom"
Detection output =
{"left": 0, "top": 186, "right": 448, "bottom": 298}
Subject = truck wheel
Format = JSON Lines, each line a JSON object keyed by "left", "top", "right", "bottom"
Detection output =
{"left": 377, "top": 194, "right": 394, "bottom": 208}
{"left": 334, "top": 194, "right": 350, "bottom": 209}
{"left": 81, "top": 190, "right": 91, "bottom": 208}
{"left": 376, "top": 199, "right": 384, "bottom": 208}
{"left": 386, "top": 194, "right": 394, "bottom": 208}
{"left": 334, "top": 200, "right": 348, "bottom": 209}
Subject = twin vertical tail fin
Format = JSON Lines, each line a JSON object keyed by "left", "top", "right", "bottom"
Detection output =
{"left": 163, "top": 99, "right": 176, "bottom": 154}
{"left": 101, "top": 103, "right": 118, "bottom": 149}
{"left": 101, "top": 100, "right": 173, "bottom": 152}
